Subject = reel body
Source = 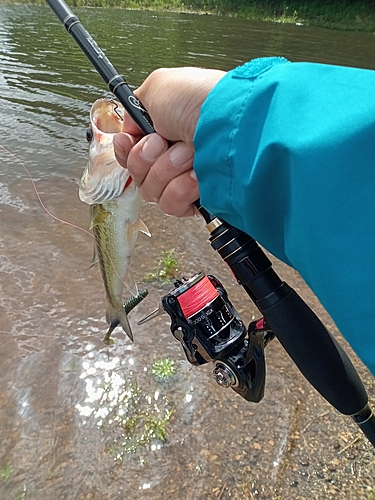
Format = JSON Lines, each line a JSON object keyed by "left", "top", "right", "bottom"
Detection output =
{"left": 162, "top": 272, "right": 271, "bottom": 402}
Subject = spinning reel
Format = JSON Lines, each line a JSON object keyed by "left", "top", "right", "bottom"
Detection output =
{"left": 141, "top": 272, "right": 273, "bottom": 402}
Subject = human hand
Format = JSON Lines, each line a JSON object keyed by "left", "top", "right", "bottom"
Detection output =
{"left": 113, "top": 67, "right": 225, "bottom": 217}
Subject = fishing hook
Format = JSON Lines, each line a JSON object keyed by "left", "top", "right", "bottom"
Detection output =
{"left": 111, "top": 98, "right": 123, "bottom": 121}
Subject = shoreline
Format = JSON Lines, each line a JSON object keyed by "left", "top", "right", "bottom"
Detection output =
{"left": 1, "top": 0, "right": 375, "bottom": 32}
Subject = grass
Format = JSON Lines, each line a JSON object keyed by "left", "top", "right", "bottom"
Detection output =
{"left": 184, "top": 0, "right": 375, "bottom": 32}
{"left": 3, "top": 0, "right": 375, "bottom": 32}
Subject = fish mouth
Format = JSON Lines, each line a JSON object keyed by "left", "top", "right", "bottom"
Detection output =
{"left": 79, "top": 98, "right": 130, "bottom": 205}
{"left": 91, "top": 98, "right": 124, "bottom": 134}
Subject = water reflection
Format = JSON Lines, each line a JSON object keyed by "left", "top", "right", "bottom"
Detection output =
{"left": 76, "top": 345, "right": 184, "bottom": 461}
{"left": 0, "top": 182, "right": 28, "bottom": 212}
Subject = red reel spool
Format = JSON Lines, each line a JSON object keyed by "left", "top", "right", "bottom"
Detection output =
{"left": 177, "top": 274, "right": 219, "bottom": 318}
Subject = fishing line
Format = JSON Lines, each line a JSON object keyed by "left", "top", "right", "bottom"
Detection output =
{"left": 177, "top": 274, "right": 219, "bottom": 318}
{"left": 0, "top": 144, "right": 141, "bottom": 297}
{"left": 0, "top": 144, "right": 93, "bottom": 236}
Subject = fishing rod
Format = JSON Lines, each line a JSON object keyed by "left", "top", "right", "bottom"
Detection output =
{"left": 46, "top": 0, "right": 375, "bottom": 446}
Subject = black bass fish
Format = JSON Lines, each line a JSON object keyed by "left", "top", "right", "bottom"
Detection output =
{"left": 79, "top": 98, "right": 150, "bottom": 343}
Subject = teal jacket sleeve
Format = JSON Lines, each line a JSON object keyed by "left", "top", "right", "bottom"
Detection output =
{"left": 193, "top": 57, "right": 375, "bottom": 374}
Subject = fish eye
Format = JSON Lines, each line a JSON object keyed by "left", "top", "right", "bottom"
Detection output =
{"left": 86, "top": 127, "right": 93, "bottom": 142}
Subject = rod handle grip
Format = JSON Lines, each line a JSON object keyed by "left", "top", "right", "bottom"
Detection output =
{"left": 260, "top": 288, "right": 368, "bottom": 415}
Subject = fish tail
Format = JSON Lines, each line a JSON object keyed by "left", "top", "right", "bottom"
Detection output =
{"left": 105, "top": 303, "right": 134, "bottom": 343}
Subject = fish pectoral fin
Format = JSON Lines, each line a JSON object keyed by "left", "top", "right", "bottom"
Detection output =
{"left": 118, "top": 309, "right": 134, "bottom": 342}
{"left": 137, "top": 218, "right": 151, "bottom": 237}
{"left": 126, "top": 223, "right": 135, "bottom": 246}
{"left": 90, "top": 204, "right": 109, "bottom": 230}
{"left": 125, "top": 219, "right": 151, "bottom": 246}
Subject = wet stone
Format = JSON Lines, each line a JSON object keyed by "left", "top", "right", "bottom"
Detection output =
{"left": 298, "top": 470, "right": 309, "bottom": 478}
{"left": 314, "top": 471, "right": 325, "bottom": 479}
{"left": 299, "top": 460, "right": 310, "bottom": 467}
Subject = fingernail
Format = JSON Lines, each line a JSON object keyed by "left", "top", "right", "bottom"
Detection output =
{"left": 141, "top": 134, "right": 165, "bottom": 161}
{"left": 190, "top": 169, "right": 197, "bottom": 180}
{"left": 169, "top": 143, "right": 193, "bottom": 167}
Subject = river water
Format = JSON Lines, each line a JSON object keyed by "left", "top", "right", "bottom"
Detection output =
{"left": 1, "top": 5, "right": 375, "bottom": 499}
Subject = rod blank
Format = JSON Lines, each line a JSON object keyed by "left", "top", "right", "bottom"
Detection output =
{"left": 46, "top": 0, "right": 154, "bottom": 134}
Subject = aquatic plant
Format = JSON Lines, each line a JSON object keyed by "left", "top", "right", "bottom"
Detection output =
{"left": 152, "top": 358, "right": 177, "bottom": 381}
{"left": 15, "top": 484, "right": 27, "bottom": 500}
{"left": 146, "top": 249, "right": 179, "bottom": 283}
{"left": 0, "top": 464, "right": 13, "bottom": 482}
{"left": 95, "top": 375, "right": 174, "bottom": 461}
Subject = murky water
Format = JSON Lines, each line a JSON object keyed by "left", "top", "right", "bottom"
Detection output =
{"left": 1, "top": 5, "right": 375, "bottom": 499}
